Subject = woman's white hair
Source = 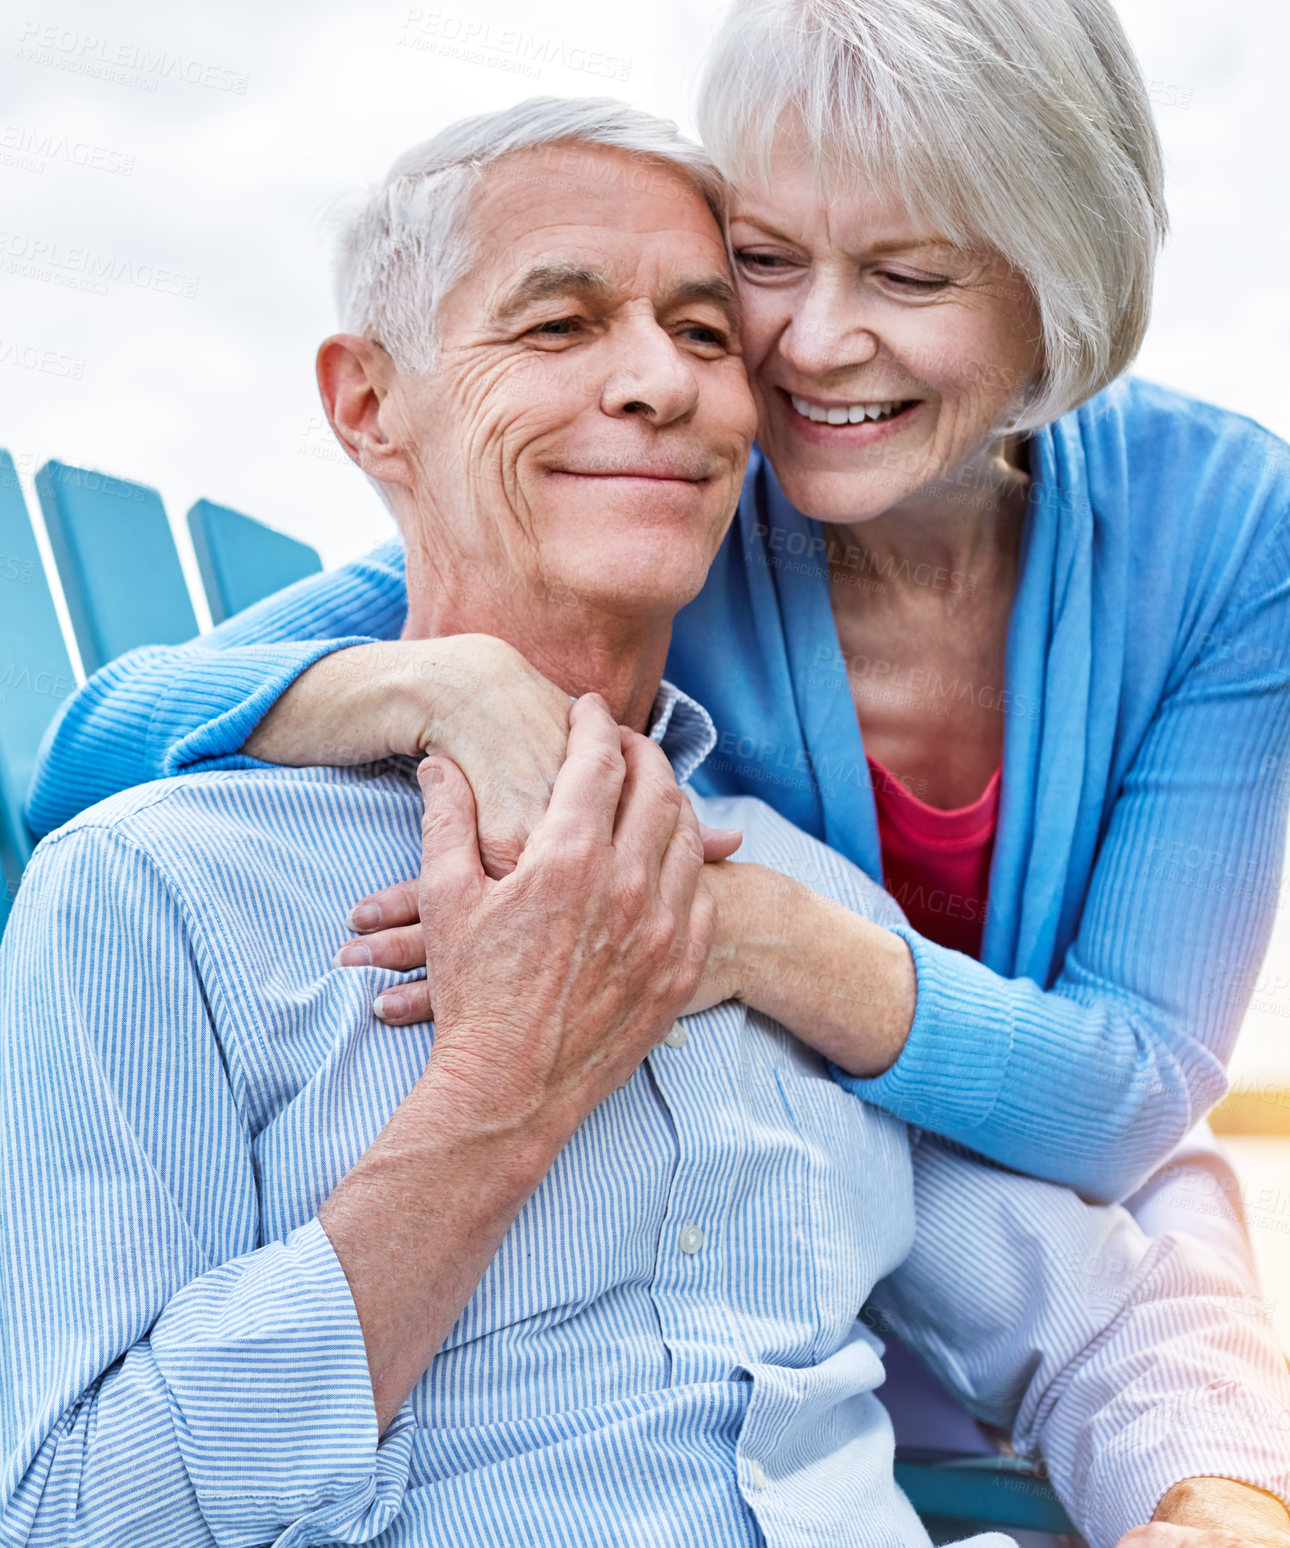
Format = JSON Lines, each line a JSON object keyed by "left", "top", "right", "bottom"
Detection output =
{"left": 333, "top": 96, "right": 726, "bottom": 374}
{"left": 697, "top": 0, "right": 1168, "bottom": 430}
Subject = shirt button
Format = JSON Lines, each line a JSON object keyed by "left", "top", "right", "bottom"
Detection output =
{"left": 678, "top": 1223, "right": 704, "bottom": 1254}
{"left": 663, "top": 1023, "right": 688, "bottom": 1049}
{"left": 747, "top": 1459, "right": 768, "bottom": 1491}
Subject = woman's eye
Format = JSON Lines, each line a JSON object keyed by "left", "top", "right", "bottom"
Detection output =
{"left": 879, "top": 271, "right": 949, "bottom": 292}
{"left": 734, "top": 250, "right": 796, "bottom": 272}
{"left": 531, "top": 317, "right": 581, "bottom": 336}
{"left": 682, "top": 324, "right": 728, "bottom": 348}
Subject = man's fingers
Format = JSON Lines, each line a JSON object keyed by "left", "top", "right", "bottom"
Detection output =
{"left": 345, "top": 878, "right": 419, "bottom": 934}
{"left": 529, "top": 694, "right": 625, "bottom": 853}
{"left": 372, "top": 980, "right": 435, "bottom": 1025}
{"left": 611, "top": 727, "right": 684, "bottom": 877}
{"left": 334, "top": 923, "right": 427, "bottom": 973}
{"left": 699, "top": 823, "right": 743, "bottom": 863}
{"left": 657, "top": 791, "right": 706, "bottom": 918}
{"left": 418, "top": 756, "right": 486, "bottom": 912}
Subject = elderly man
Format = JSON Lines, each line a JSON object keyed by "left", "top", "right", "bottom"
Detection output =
{"left": 3, "top": 100, "right": 1290, "bottom": 1548}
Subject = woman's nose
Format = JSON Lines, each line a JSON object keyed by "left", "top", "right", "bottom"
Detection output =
{"left": 778, "top": 281, "right": 881, "bottom": 378}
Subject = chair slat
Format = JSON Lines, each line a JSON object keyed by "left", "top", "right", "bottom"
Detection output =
{"left": 0, "top": 453, "right": 76, "bottom": 930}
{"left": 187, "top": 499, "right": 321, "bottom": 625}
{"left": 35, "top": 460, "right": 197, "bottom": 675}
{"left": 895, "top": 1451, "right": 1077, "bottom": 1537}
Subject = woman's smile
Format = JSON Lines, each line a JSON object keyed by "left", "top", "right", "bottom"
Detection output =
{"left": 775, "top": 388, "right": 926, "bottom": 447}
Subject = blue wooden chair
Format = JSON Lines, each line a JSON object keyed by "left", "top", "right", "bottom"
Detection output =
{"left": 1, "top": 456, "right": 320, "bottom": 929}
{"left": 0, "top": 451, "right": 1083, "bottom": 1543}
{"left": 35, "top": 460, "right": 199, "bottom": 675}
{"left": 895, "top": 1448, "right": 1078, "bottom": 1542}
{"left": 189, "top": 498, "right": 321, "bottom": 624}
{"left": 0, "top": 454, "right": 77, "bottom": 931}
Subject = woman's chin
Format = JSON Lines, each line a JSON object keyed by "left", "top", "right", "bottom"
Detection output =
{"left": 757, "top": 393, "right": 942, "bottom": 524}
{"left": 766, "top": 459, "right": 918, "bottom": 526}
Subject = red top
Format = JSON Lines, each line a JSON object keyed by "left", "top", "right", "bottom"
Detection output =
{"left": 867, "top": 755, "right": 1001, "bottom": 959}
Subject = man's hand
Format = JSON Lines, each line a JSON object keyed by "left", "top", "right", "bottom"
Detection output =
{"left": 334, "top": 724, "right": 740, "bottom": 1027}
{"left": 418, "top": 691, "right": 714, "bottom": 1141}
{"left": 1115, "top": 1477, "right": 1290, "bottom": 1546}
{"left": 342, "top": 824, "right": 917, "bottom": 1080}
{"left": 317, "top": 692, "right": 717, "bottom": 1433}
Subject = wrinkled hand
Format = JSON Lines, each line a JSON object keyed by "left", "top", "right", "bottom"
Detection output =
{"left": 1115, "top": 1477, "right": 1290, "bottom": 1548}
{"left": 246, "top": 633, "right": 583, "bottom": 880}
{"left": 336, "top": 725, "right": 741, "bottom": 1026}
{"left": 1118, "top": 1523, "right": 1289, "bottom": 1547}
{"left": 413, "top": 693, "right": 714, "bottom": 1138}
{"left": 416, "top": 634, "right": 574, "bottom": 879}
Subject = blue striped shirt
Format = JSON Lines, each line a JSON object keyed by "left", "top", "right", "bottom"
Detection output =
{"left": 3, "top": 685, "right": 1289, "bottom": 1548}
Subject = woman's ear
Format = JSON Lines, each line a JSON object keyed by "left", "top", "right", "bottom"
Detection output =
{"left": 316, "top": 334, "right": 417, "bottom": 491}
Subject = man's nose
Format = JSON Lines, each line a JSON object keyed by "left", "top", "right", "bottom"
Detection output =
{"left": 600, "top": 317, "right": 700, "bottom": 426}
{"left": 778, "top": 276, "right": 880, "bottom": 379}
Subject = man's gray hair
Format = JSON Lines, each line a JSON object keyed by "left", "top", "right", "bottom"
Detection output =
{"left": 697, "top": 0, "right": 1168, "bottom": 431}
{"left": 334, "top": 97, "right": 727, "bottom": 374}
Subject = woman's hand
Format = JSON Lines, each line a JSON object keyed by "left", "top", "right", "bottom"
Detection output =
{"left": 245, "top": 635, "right": 575, "bottom": 878}
{"left": 1114, "top": 1476, "right": 1290, "bottom": 1546}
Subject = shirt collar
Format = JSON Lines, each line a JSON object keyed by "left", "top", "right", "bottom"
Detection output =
{"left": 647, "top": 679, "right": 717, "bottom": 787}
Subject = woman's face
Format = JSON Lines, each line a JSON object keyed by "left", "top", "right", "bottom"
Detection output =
{"left": 728, "top": 150, "right": 1045, "bottom": 525}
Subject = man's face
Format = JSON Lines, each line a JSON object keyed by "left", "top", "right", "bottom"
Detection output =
{"left": 391, "top": 144, "right": 756, "bottom": 624}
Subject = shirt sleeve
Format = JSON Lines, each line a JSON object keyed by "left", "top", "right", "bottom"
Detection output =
{"left": 867, "top": 1133, "right": 1290, "bottom": 1548}
{"left": 0, "top": 822, "right": 415, "bottom": 1547}
{"left": 835, "top": 504, "right": 1290, "bottom": 1202}
{"left": 24, "top": 539, "right": 408, "bottom": 839}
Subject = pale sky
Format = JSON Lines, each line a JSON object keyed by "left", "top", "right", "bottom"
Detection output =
{"left": 2, "top": 0, "right": 1288, "bottom": 1083}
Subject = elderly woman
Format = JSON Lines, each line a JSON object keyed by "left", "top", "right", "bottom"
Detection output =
{"left": 29, "top": 0, "right": 1288, "bottom": 1285}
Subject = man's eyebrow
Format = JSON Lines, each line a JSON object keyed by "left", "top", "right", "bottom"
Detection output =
{"left": 492, "top": 264, "right": 612, "bottom": 323}
{"left": 491, "top": 265, "right": 738, "bottom": 328}
{"left": 666, "top": 276, "right": 739, "bottom": 326}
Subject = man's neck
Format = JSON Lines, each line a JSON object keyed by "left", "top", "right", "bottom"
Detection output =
{"left": 400, "top": 542, "right": 672, "bottom": 733}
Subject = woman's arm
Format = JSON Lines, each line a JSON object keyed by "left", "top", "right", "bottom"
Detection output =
{"left": 26, "top": 539, "right": 409, "bottom": 835}
{"left": 832, "top": 503, "right": 1290, "bottom": 1201}
{"left": 343, "top": 506, "right": 1290, "bottom": 1203}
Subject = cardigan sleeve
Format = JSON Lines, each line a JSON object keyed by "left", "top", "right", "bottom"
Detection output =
{"left": 24, "top": 541, "right": 407, "bottom": 838}
{"left": 833, "top": 505, "right": 1290, "bottom": 1203}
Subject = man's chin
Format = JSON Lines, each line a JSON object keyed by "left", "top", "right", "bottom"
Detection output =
{"left": 547, "top": 542, "right": 715, "bottom": 619}
{"left": 532, "top": 495, "right": 729, "bottom": 607}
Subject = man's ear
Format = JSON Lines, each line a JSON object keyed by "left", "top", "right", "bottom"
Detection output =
{"left": 316, "top": 334, "right": 416, "bottom": 490}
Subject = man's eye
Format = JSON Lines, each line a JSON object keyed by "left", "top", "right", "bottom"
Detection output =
{"left": 683, "top": 324, "right": 728, "bottom": 348}
{"left": 531, "top": 317, "right": 581, "bottom": 336}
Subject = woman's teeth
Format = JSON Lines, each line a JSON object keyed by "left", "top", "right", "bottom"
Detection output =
{"left": 789, "top": 395, "right": 911, "bottom": 425}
